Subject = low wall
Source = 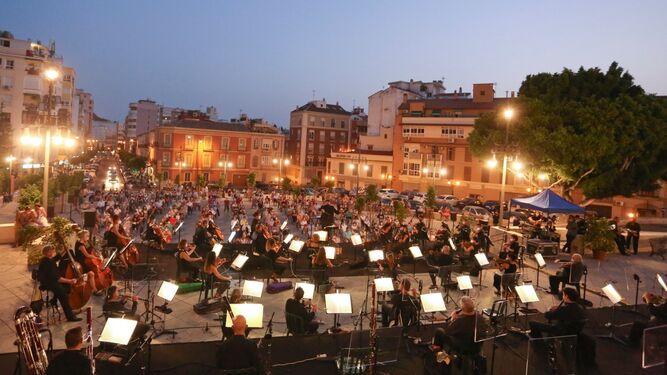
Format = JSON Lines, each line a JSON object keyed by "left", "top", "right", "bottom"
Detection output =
{"left": 0, "top": 223, "right": 15, "bottom": 245}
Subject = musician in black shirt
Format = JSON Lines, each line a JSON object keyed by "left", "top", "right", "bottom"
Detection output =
{"left": 217, "top": 315, "right": 262, "bottom": 373}
{"left": 529, "top": 287, "right": 586, "bottom": 338}
{"left": 381, "top": 279, "right": 420, "bottom": 327}
{"left": 37, "top": 246, "right": 81, "bottom": 322}
{"left": 415, "top": 217, "right": 428, "bottom": 248}
{"left": 427, "top": 244, "right": 455, "bottom": 288}
{"left": 319, "top": 200, "right": 338, "bottom": 228}
{"left": 624, "top": 292, "right": 667, "bottom": 346}
{"left": 285, "top": 287, "right": 319, "bottom": 334}
{"left": 47, "top": 327, "right": 91, "bottom": 375}
{"left": 624, "top": 217, "right": 641, "bottom": 255}
{"left": 103, "top": 285, "right": 138, "bottom": 319}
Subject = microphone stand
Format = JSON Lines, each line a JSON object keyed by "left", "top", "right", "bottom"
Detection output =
{"left": 630, "top": 274, "right": 648, "bottom": 318}
{"left": 259, "top": 312, "right": 275, "bottom": 375}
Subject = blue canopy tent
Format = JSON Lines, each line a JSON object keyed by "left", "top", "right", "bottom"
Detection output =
{"left": 510, "top": 189, "right": 585, "bottom": 214}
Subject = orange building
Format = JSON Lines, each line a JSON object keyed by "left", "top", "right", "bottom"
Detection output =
{"left": 137, "top": 117, "right": 285, "bottom": 186}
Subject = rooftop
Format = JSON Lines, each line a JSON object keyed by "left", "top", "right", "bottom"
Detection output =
{"left": 335, "top": 149, "right": 393, "bottom": 156}
{"left": 398, "top": 97, "right": 510, "bottom": 111}
{"left": 292, "top": 101, "right": 350, "bottom": 115}
{"left": 156, "top": 120, "right": 282, "bottom": 135}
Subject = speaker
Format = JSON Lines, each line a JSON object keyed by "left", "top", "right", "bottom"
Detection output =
{"left": 526, "top": 239, "right": 559, "bottom": 257}
{"left": 83, "top": 210, "right": 97, "bottom": 228}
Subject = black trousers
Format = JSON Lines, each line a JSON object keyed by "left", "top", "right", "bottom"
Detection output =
{"left": 549, "top": 273, "right": 566, "bottom": 294}
{"left": 48, "top": 283, "right": 76, "bottom": 320}
{"left": 626, "top": 235, "right": 639, "bottom": 254}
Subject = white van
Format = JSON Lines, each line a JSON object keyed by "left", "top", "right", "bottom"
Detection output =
{"left": 378, "top": 188, "right": 400, "bottom": 199}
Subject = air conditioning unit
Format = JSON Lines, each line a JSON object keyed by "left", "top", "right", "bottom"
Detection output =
{"left": 614, "top": 201, "right": 624, "bottom": 206}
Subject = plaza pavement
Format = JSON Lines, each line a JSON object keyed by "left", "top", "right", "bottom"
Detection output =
{"left": 0, "top": 193, "right": 665, "bottom": 354}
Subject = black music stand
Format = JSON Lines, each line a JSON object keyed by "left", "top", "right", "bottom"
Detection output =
{"left": 438, "top": 265, "right": 459, "bottom": 308}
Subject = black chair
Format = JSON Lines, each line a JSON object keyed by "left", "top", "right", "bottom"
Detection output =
{"left": 38, "top": 284, "right": 61, "bottom": 325}
{"left": 564, "top": 264, "right": 586, "bottom": 296}
{"left": 285, "top": 311, "right": 305, "bottom": 336}
{"left": 483, "top": 299, "right": 508, "bottom": 327}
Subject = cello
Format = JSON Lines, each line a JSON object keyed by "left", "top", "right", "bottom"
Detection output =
{"left": 55, "top": 231, "right": 93, "bottom": 310}
{"left": 83, "top": 241, "right": 114, "bottom": 290}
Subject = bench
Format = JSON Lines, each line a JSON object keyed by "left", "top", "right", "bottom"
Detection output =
{"left": 649, "top": 236, "right": 667, "bottom": 260}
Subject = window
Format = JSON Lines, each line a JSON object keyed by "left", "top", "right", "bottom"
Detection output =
{"left": 366, "top": 165, "right": 373, "bottom": 177}
{"left": 184, "top": 172, "right": 191, "bottom": 182}
{"left": 481, "top": 168, "right": 490, "bottom": 183}
{"left": 381, "top": 166, "right": 388, "bottom": 175}
{"left": 309, "top": 117, "right": 315, "bottom": 126}
{"left": 441, "top": 127, "right": 465, "bottom": 139}
{"left": 261, "top": 155, "right": 270, "bottom": 166}
{"left": 0, "top": 40, "right": 9, "bottom": 47}
{"left": 331, "top": 119, "right": 335, "bottom": 128}
{"left": 185, "top": 135, "right": 194, "bottom": 149}
{"left": 162, "top": 171, "right": 169, "bottom": 181}
{"left": 307, "top": 142, "right": 314, "bottom": 153}
{"left": 202, "top": 153, "right": 211, "bottom": 168}
{"left": 464, "top": 147, "right": 472, "bottom": 162}
{"left": 5, "top": 60, "right": 14, "bottom": 70}
{"left": 446, "top": 147, "right": 455, "bottom": 161}
{"left": 252, "top": 155, "right": 259, "bottom": 167}
{"left": 321, "top": 118, "right": 326, "bottom": 126}
{"left": 238, "top": 138, "right": 246, "bottom": 151}
{"left": 222, "top": 137, "right": 230, "bottom": 150}
{"left": 203, "top": 172, "right": 209, "bottom": 182}
{"left": 338, "top": 162, "right": 344, "bottom": 174}
{"left": 272, "top": 140, "right": 279, "bottom": 150}
{"left": 1, "top": 75, "right": 14, "bottom": 88}
{"left": 202, "top": 136, "right": 212, "bottom": 150}
{"left": 319, "top": 132, "right": 325, "bottom": 142}
{"left": 464, "top": 166, "right": 472, "bottom": 181}
{"left": 318, "top": 144, "right": 324, "bottom": 154}
{"left": 339, "top": 132, "right": 346, "bottom": 141}
{"left": 184, "top": 152, "right": 193, "bottom": 166}
{"left": 327, "top": 162, "right": 331, "bottom": 173}
{"left": 341, "top": 120, "right": 346, "bottom": 128}
{"left": 368, "top": 145, "right": 373, "bottom": 150}
{"left": 351, "top": 165, "right": 358, "bottom": 176}
{"left": 262, "top": 139, "right": 270, "bottom": 150}
{"left": 237, "top": 155, "right": 246, "bottom": 168}
{"left": 1, "top": 94, "right": 12, "bottom": 106}
{"left": 329, "top": 132, "right": 335, "bottom": 141}
{"left": 306, "top": 155, "right": 314, "bottom": 166}
{"left": 253, "top": 138, "right": 260, "bottom": 149}
{"left": 162, "top": 152, "right": 170, "bottom": 164}
{"left": 308, "top": 130, "right": 315, "bottom": 140}
{"left": 402, "top": 127, "right": 424, "bottom": 137}
{"left": 406, "top": 163, "right": 421, "bottom": 176}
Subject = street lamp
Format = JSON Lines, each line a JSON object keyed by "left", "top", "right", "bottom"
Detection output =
{"left": 41, "top": 67, "right": 60, "bottom": 212}
{"left": 380, "top": 173, "right": 392, "bottom": 188}
{"left": 5, "top": 156, "right": 15, "bottom": 194}
{"left": 273, "top": 157, "right": 290, "bottom": 183}
{"left": 219, "top": 161, "right": 233, "bottom": 186}
{"left": 488, "top": 106, "right": 515, "bottom": 228}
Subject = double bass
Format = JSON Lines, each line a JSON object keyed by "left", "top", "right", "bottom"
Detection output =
{"left": 55, "top": 232, "right": 93, "bottom": 310}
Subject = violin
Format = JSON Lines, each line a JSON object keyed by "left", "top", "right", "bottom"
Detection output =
{"left": 55, "top": 231, "right": 93, "bottom": 310}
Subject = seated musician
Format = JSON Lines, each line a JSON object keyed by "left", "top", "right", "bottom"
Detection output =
{"left": 380, "top": 218, "right": 394, "bottom": 245}
{"left": 435, "top": 222, "right": 452, "bottom": 244}
{"left": 623, "top": 292, "right": 667, "bottom": 346}
{"left": 393, "top": 225, "right": 411, "bottom": 253}
{"left": 285, "top": 287, "right": 319, "bottom": 334}
{"left": 46, "top": 327, "right": 91, "bottom": 375}
{"left": 428, "top": 244, "right": 455, "bottom": 289}
{"left": 266, "top": 238, "right": 292, "bottom": 282}
{"left": 381, "top": 279, "right": 421, "bottom": 327}
{"left": 37, "top": 245, "right": 82, "bottom": 322}
{"left": 193, "top": 219, "right": 214, "bottom": 254}
{"left": 548, "top": 254, "right": 584, "bottom": 295}
{"left": 176, "top": 239, "right": 203, "bottom": 283}
{"left": 202, "top": 251, "right": 231, "bottom": 299}
{"left": 529, "top": 287, "right": 586, "bottom": 338}
{"left": 103, "top": 285, "right": 138, "bottom": 319}
{"left": 216, "top": 315, "right": 263, "bottom": 373}
{"left": 430, "top": 296, "right": 487, "bottom": 372}
{"left": 252, "top": 223, "right": 271, "bottom": 255}
{"left": 73, "top": 230, "right": 98, "bottom": 274}
{"left": 107, "top": 214, "right": 131, "bottom": 250}
{"left": 377, "top": 251, "right": 399, "bottom": 281}
{"left": 493, "top": 253, "right": 518, "bottom": 296}
{"left": 499, "top": 234, "right": 520, "bottom": 259}
{"left": 319, "top": 199, "right": 338, "bottom": 228}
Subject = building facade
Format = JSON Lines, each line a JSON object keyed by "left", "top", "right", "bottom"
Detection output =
{"left": 91, "top": 113, "right": 120, "bottom": 150}
{"left": 326, "top": 150, "right": 394, "bottom": 190}
{"left": 288, "top": 99, "right": 351, "bottom": 184}
{"left": 137, "top": 117, "right": 285, "bottom": 186}
{"left": 0, "top": 31, "right": 78, "bottom": 159}
{"left": 350, "top": 106, "right": 367, "bottom": 147}
{"left": 74, "top": 89, "right": 94, "bottom": 138}
{"left": 124, "top": 99, "right": 159, "bottom": 142}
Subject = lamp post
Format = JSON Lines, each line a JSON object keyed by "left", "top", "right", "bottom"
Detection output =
{"left": 380, "top": 173, "right": 392, "bottom": 188}
{"left": 219, "top": 160, "right": 233, "bottom": 186}
{"left": 42, "top": 68, "right": 59, "bottom": 212}
{"left": 5, "top": 155, "right": 15, "bottom": 195}
{"left": 272, "top": 157, "right": 290, "bottom": 182}
{"left": 485, "top": 107, "right": 515, "bottom": 228}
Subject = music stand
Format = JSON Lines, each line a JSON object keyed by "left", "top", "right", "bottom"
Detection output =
{"left": 374, "top": 278, "right": 395, "bottom": 293}
{"left": 326, "top": 292, "right": 352, "bottom": 333}
{"left": 295, "top": 282, "right": 315, "bottom": 300}
{"left": 657, "top": 274, "right": 667, "bottom": 293}
{"left": 438, "top": 265, "right": 459, "bottom": 308}
{"left": 225, "top": 303, "right": 264, "bottom": 328}
{"left": 533, "top": 253, "right": 547, "bottom": 291}
{"left": 228, "top": 231, "right": 236, "bottom": 243}
{"left": 231, "top": 254, "right": 249, "bottom": 287}
{"left": 324, "top": 246, "right": 336, "bottom": 260}
{"left": 230, "top": 220, "right": 238, "bottom": 230}
{"left": 409, "top": 246, "right": 423, "bottom": 276}
{"left": 475, "top": 253, "right": 489, "bottom": 289}
{"left": 420, "top": 292, "right": 446, "bottom": 326}
{"left": 598, "top": 283, "right": 625, "bottom": 344}
{"left": 476, "top": 303, "right": 507, "bottom": 375}
{"left": 174, "top": 222, "right": 184, "bottom": 242}
{"left": 368, "top": 250, "right": 384, "bottom": 263}
{"left": 154, "top": 281, "right": 178, "bottom": 338}
{"left": 350, "top": 234, "right": 363, "bottom": 246}
{"left": 288, "top": 240, "right": 305, "bottom": 253}
{"left": 283, "top": 233, "right": 294, "bottom": 244}
{"left": 242, "top": 280, "right": 264, "bottom": 299}
{"left": 448, "top": 237, "right": 457, "bottom": 251}
{"left": 212, "top": 243, "right": 223, "bottom": 257}
{"left": 514, "top": 284, "right": 540, "bottom": 333}
{"left": 642, "top": 323, "right": 667, "bottom": 369}
{"left": 457, "top": 275, "right": 473, "bottom": 295}
{"left": 99, "top": 318, "right": 138, "bottom": 345}
{"left": 315, "top": 230, "right": 328, "bottom": 242}
{"left": 280, "top": 220, "right": 288, "bottom": 231}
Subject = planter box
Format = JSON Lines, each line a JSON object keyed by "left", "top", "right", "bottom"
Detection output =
{"left": 0, "top": 223, "right": 15, "bottom": 245}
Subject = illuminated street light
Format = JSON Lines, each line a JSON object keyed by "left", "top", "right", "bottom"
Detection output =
{"left": 512, "top": 160, "right": 524, "bottom": 171}
{"left": 503, "top": 108, "right": 514, "bottom": 121}
{"left": 486, "top": 157, "right": 498, "bottom": 169}
{"left": 538, "top": 173, "right": 548, "bottom": 181}
{"left": 43, "top": 68, "right": 60, "bottom": 81}
{"left": 439, "top": 168, "right": 446, "bottom": 176}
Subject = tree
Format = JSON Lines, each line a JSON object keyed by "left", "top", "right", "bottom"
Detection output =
{"left": 355, "top": 196, "right": 366, "bottom": 212}
{"left": 246, "top": 172, "right": 256, "bottom": 189}
{"left": 310, "top": 176, "right": 321, "bottom": 187}
{"left": 393, "top": 200, "right": 408, "bottom": 224}
{"left": 282, "top": 177, "right": 293, "bottom": 192}
{"left": 196, "top": 175, "right": 206, "bottom": 188}
{"left": 18, "top": 184, "right": 41, "bottom": 210}
{"left": 468, "top": 62, "right": 667, "bottom": 202}
{"left": 425, "top": 185, "right": 437, "bottom": 228}
{"left": 365, "top": 184, "right": 379, "bottom": 204}
{"left": 174, "top": 173, "right": 181, "bottom": 185}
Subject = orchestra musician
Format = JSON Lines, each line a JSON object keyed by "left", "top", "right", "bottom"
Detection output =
{"left": 266, "top": 238, "right": 292, "bottom": 282}
{"left": 285, "top": 287, "right": 319, "bottom": 334}
{"left": 103, "top": 285, "right": 139, "bottom": 319}
{"left": 624, "top": 216, "right": 641, "bottom": 255}
{"left": 253, "top": 223, "right": 271, "bottom": 255}
{"left": 380, "top": 218, "right": 394, "bottom": 245}
{"left": 548, "top": 253, "right": 584, "bottom": 295}
{"left": 106, "top": 214, "right": 132, "bottom": 252}
{"left": 428, "top": 244, "right": 455, "bottom": 288}
{"left": 46, "top": 327, "right": 92, "bottom": 375}
{"left": 623, "top": 292, "right": 667, "bottom": 346}
{"left": 529, "top": 287, "right": 586, "bottom": 338}
{"left": 202, "top": 251, "right": 231, "bottom": 299}
{"left": 319, "top": 199, "right": 339, "bottom": 228}
{"left": 381, "top": 278, "right": 420, "bottom": 327}
{"left": 216, "top": 315, "right": 263, "bottom": 373}
{"left": 414, "top": 217, "right": 429, "bottom": 249}
{"left": 493, "top": 253, "right": 518, "bottom": 296}
{"left": 73, "top": 230, "right": 98, "bottom": 274}
{"left": 176, "top": 239, "right": 203, "bottom": 283}
{"left": 499, "top": 234, "right": 520, "bottom": 259}
{"left": 37, "top": 245, "right": 82, "bottom": 322}
{"left": 377, "top": 251, "right": 399, "bottom": 281}
{"left": 193, "top": 219, "right": 214, "bottom": 254}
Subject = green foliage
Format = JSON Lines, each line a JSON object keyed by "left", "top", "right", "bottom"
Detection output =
{"left": 246, "top": 172, "right": 256, "bottom": 188}
{"left": 425, "top": 186, "right": 437, "bottom": 209}
{"left": 18, "top": 184, "right": 41, "bottom": 210}
{"left": 468, "top": 62, "right": 667, "bottom": 200}
{"left": 310, "top": 175, "right": 321, "bottom": 187}
{"left": 174, "top": 173, "right": 181, "bottom": 185}
{"left": 17, "top": 173, "right": 43, "bottom": 189}
{"left": 196, "top": 175, "right": 206, "bottom": 188}
{"left": 393, "top": 200, "right": 408, "bottom": 223}
{"left": 355, "top": 196, "right": 366, "bottom": 212}
{"left": 281, "top": 177, "right": 293, "bottom": 191}
{"left": 324, "top": 180, "right": 335, "bottom": 190}
{"left": 365, "top": 184, "right": 379, "bottom": 203}
{"left": 118, "top": 150, "right": 148, "bottom": 171}
{"left": 583, "top": 217, "right": 617, "bottom": 253}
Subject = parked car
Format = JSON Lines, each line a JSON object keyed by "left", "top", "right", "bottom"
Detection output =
{"left": 412, "top": 192, "right": 426, "bottom": 203}
{"left": 457, "top": 197, "right": 483, "bottom": 209}
{"left": 301, "top": 187, "right": 315, "bottom": 196}
{"left": 399, "top": 191, "right": 416, "bottom": 200}
{"left": 461, "top": 205, "right": 492, "bottom": 223}
{"left": 333, "top": 187, "right": 349, "bottom": 195}
{"left": 379, "top": 188, "right": 400, "bottom": 199}
{"left": 482, "top": 200, "right": 508, "bottom": 213}
{"left": 436, "top": 194, "right": 458, "bottom": 206}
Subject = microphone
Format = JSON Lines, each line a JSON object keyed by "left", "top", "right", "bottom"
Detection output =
{"left": 633, "top": 274, "right": 642, "bottom": 282}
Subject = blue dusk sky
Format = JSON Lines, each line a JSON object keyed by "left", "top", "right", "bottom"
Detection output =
{"left": 2, "top": 1, "right": 666, "bottom": 126}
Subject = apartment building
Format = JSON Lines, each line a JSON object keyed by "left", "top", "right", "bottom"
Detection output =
{"left": 326, "top": 149, "right": 394, "bottom": 190}
{"left": 137, "top": 115, "right": 285, "bottom": 186}
{"left": 288, "top": 99, "right": 351, "bottom": 184}
{"left": 0, "top": 31, "right": 78, "bottom": 158}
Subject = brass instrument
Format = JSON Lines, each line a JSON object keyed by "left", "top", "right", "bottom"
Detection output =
{"left": 86, "top": 306, "right": 95, "bottom": 374}
{"left": 369, "top": 280, "right": 377, "bottom": 374}
{"left": 14, "top": 307, "right": 49, "bottom": 375}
